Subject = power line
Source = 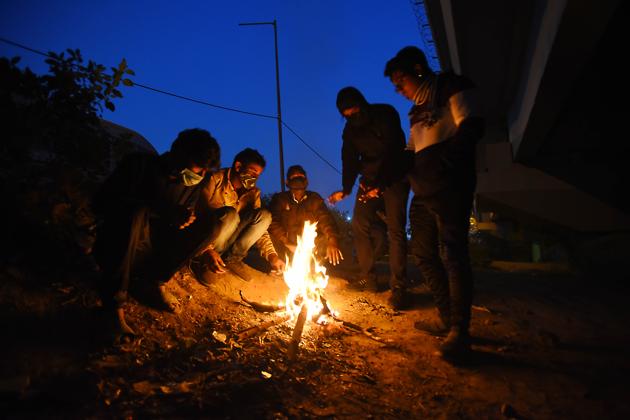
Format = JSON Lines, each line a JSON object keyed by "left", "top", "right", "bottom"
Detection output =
{"left": 0, "top": 36, "right": 341, "bottom": 174}
{"left": 282, "top": 122, "right": 340, "bottom": 174}
{"left": 131, "top": 82, "right": 277, "bottom": 120}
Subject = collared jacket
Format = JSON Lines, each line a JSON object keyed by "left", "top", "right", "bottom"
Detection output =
{"left": 341, "top": 104, "right": 408, "bottom": 195}
{"left": 197, "top": 167, "right": 276, "bottom": 259}
{"left": 269, "top": 191, "right": 340, "bottom": 248}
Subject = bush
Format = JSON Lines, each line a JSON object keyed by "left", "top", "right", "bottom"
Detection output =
{"left": 0, "top": 50, "right": 133, "bottom": 269}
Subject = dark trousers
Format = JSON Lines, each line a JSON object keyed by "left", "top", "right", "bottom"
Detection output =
{"left": 382, "top": 179, "right": 410, "bottom": 289}
{"left": 409, "top": 188, "right": 474, "bottom": 331}
{"left": 94, "top": 207, "right": 215, "bottom": 307}
{"left": 352, "top": 194, "right": 387, "bottom": 280}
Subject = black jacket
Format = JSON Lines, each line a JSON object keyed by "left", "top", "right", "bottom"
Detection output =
{"left": 269, "top": 191, "right": 339, "bottom": 247}
{"left": 341, "top": 104, "right": 408, "bottom": 194}
{"left": 93, "top": 152, "right": 202, "bottom": 226}
{"left": 92, "top": 152, "right": 205, "bottom": 278}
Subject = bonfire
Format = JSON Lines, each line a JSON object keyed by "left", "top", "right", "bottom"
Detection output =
{"left": 283, "top": 220, "right": 330, "bottom": 321}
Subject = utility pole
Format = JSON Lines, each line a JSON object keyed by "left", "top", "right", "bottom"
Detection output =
{"left": 239, "top": 20, "right": 285, "bottom": 191}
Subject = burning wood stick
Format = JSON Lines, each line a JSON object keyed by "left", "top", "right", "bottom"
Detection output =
{"left": 237, "top": 314, "right": 290, "bottom": 341}
{"left": 239, "top": 290, "right": 285, "bottom": 313}
{"left": 287, "top": 305, "right": 308, "bottom": 361}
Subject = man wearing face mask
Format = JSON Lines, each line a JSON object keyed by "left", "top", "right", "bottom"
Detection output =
{"left": 269, "top": 165, "right": 343, "bottom": 266}
{"left": 93, "top": 128, "right": 221, "bottom": 335}
{"left": 195, "top": 148, "right": 284, "bottom": 283}
{"left": 328, "top": 87, "right": 411, "bottom": 309}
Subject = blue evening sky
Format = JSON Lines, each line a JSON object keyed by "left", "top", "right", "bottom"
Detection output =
{"left": 1, "top": 0, "right": 438, "bottom": 214}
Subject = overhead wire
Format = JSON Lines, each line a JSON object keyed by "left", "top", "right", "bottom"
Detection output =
{"left": 0, "top": 36, "right": 341, "bottom": 174}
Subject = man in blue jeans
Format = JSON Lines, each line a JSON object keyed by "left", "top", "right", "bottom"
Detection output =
{"left": 194, "top": 148, "right": 285, "bottom": 283}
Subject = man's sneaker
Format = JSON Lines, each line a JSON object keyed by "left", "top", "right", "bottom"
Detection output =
{"left": 190, "top": 257, "right": 221, "bottom": 287}
{"left": 349, "top": 275, "right": 378, "bottom": 292}
{"left": 435, "top": 327, "right": 471, "bottom": 363}
{"left": 414, "top": 317, "right": 449, "bottom": 336}
{"left": 388, "top": 287, "right": 410, "bottom": 310}
{"left": 414, "top": 309, "right": 450, "bottom": 336}
{"left": 226, "top": 259, "right": 259, "bottom": 282}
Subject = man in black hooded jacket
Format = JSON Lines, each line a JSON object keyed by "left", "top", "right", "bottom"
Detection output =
{"left": 328, "top": 87, "right": 410, "bottom": 308}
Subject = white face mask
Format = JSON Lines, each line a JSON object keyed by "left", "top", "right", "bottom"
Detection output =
{"left": 179, "top": 168, "right": 204, "bottom": 186}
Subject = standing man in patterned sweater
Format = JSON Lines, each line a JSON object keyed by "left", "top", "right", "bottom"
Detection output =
{"left": 385, "top": 46, "right": 484, "bottom": 362}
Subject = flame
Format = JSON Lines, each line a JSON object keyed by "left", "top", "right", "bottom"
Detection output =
{"left": 283, "top": 221, "right": 329, "bottom": 321}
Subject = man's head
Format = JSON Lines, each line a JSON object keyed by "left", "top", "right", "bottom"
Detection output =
{"left": 232, "top": 148, "right": 266, "bottom": 190}
{"left": 285, "top": 165, "right": 308, "bottom": 202}
{"left": 384, "top": 46, "right": 434, "bottom": 101}
{"left": 336, "top": 86, "right": 370, "bottom": 127}
{"left": 286, "top": 164, "right": 308, "bottom": 190}
{"left": 170, "top": 128, "right": 220, "bottom": 186}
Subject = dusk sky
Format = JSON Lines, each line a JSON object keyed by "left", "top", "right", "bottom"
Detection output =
{"left": 1, "top": 0, "right": 438, "bottom": 214}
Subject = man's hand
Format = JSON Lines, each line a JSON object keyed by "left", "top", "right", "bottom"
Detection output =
{"left": 357, "top": 181, "right": 381, "bottom": 203}
{"left": 178, "top": 209, "right": 197, "bottom": 230}
{"left": 207, "top": 248, "right": 227, "bottom": 273}
{"left": 326, "top": 243, "right": 344, "bottom": 266}
{"left": 327, "top": 190, "right": 346, "bottom": 205}
{"left": 268, "top": 253, "right": 285, "bottom": 273}
{"left": 174, "top": 206, "right": 196, "bottom": 230}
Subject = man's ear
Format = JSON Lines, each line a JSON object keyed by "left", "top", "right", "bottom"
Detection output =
{"left": 414, "top": 63, "right": 424, "bottom": 76}
{"left": 234, "top": 161, "right": 242, "bottom": 172}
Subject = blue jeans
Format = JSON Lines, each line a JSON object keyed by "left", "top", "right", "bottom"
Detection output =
{"left": 211, "top": 206, "right": 271, "bottom": 261}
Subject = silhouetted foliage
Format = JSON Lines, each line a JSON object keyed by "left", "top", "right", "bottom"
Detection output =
{"left": 0, "top": 50, "right": 133, "bottom": 269}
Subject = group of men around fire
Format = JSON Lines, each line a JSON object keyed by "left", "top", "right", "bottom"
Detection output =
{"left": 93, "top": 46, "right": 483, "bottom": 363}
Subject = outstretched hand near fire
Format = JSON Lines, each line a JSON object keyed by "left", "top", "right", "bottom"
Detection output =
{"left": 326, "top": 243, "right": 343, "bottom": 266}
{"left": 327, "top": 190, "right": 346, "bottom": 205}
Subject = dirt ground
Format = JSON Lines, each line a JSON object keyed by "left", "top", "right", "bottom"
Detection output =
{"left": 1, "top": 259, "right": 630, "bottom": 419}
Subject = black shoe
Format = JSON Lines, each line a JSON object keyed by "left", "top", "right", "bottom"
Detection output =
{"left": 388, "top": 287, "right": 410, "bottom": 310}
{"left": 226, "top": 259, "right": 259, "bottom": 282}
{"left": 191, "top": 257, "right": 221, "bottom": 286}
{"left": 414, "top": 317, "right": 449, "bottom": 336}
{"left": 436, "top": 327, "right": 471, "bottom": 363}
{"left": 133, "top": 282, "right": 180, "bottom": 313}
{"left": 349, "top": 275, "right": 378, "bottom": 292}
{"left": 414, "top": 309, "right": 449, "bottom": 336}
